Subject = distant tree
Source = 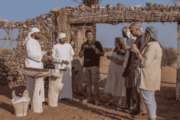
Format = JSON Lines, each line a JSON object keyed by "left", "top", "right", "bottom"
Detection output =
{"left": 103, "top": 48, "right": 113, "bottom": 53}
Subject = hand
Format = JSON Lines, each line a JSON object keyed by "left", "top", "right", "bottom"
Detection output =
{"left": 64, "top": 61, "right": 69, "bottom": 65}
{"left": 85, "top": 59, "right": 90, "bottom": 62}
{"left": 122, "top": 70, "right": 128, "bottom": 78}
{"left": 62, "top": 60, "right": 65, "bottom": 64}
{"left": 48, "top": 49, "right": 53, "bottom": 56}
{"left": 95, "top": 48, "right": 101, "bottom": 55}
{"left": 81, "top": 50, "right": 84, "bottom": 53}
{"left": 106, "top": 56, "right": 112, "bottom": 60}
{"left": 49, "top": 55, "right": 53, "bottom": 61}
{"left": 130, "top": 46, "right": 140, "bottom": 54}
{"left": 42, "top": 56, "right": 49, "bottom": 62}
{"left": 124, "top": 45, "right": 131, "bottom": 50}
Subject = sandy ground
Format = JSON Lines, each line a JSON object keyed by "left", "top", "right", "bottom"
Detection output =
{"left": 0, "top": 50, "right": 180, "bottom": 120}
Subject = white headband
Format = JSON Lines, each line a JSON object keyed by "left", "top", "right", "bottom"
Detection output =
{"left": 57, "top": 33, "right": 66, "bottom": 42}
{"left": 23, "top": 27, "right": 40, "bottom": 45}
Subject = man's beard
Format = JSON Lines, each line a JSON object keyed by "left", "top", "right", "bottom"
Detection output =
{"left": 35, "top": 36, "right": 40, "bottom": 40}
{"left": 60, "top": 41, "right": 65, "bottom": 44}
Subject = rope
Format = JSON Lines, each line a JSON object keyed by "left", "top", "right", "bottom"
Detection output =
{"left": 175, "top": 9, "right": 179, "bottom": 22}
{"left": 107, "top": 9, "right": 111, "bottom": 23}
{"left": 118, "top": 8, "right": 122, "bottom": 23}
{"left": 145, "top": 9, "right": 150, "bottom": 22}
{"left": 101, "top": 9, "right": 105, "bottom": 23}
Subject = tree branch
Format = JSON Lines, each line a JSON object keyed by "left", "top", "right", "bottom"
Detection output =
{"left": 72, "top": 0, "right": 81, "bottom": 4}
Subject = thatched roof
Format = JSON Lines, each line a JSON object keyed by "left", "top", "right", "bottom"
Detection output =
{"left": 2, "top": 3, "right": 180, "bottom": 26}
{"left": 63, "top": 3, "right": 180, "bottom": 24}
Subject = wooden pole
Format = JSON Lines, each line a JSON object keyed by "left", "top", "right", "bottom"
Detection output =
{"left": 176, "top": 22, "right": 180, "bottom": 101}
{"left": 0, "top": 38, "right": 17, "bottom": 41}
{"left": 31, "top": 77, "right": 43, "bottom": 113}
{"left": 11, "top": 28, "right": 13, "bottom": 50}
{"left": 7, "top": 28, "right": 13, "bottom": 51}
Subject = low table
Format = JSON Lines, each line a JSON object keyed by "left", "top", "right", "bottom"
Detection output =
{"left": 18, "top": 68, "right": 66, "bottom": 113}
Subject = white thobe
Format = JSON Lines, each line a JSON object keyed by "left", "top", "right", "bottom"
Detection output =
{"left": 52, "top": 43, "right": 74, "bottom": 99}
{"left": 24, "top": 38, "right": 47, "bottom": 103}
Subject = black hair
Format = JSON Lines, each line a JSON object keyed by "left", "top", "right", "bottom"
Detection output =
{"left": 85, "top": 30, "right": 93, "bottom": 36}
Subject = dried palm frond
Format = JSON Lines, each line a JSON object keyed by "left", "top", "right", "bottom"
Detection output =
{"left": 170, "top": 0, "right": 180, "bottom": 4}
{"left": 72, "top": 0, "right": 103, "bottom": 7}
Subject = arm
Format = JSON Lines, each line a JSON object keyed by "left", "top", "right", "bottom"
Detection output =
{"left": 26, "top": 40, "right": 42, "bottom": 62}
{"left": 67, "top": 46, "right": 75, "bottom": 63}
{"left": 131, "top": 43, "right": 156, "bottom": 67}
{"left": 111, "top": 57, "right": 124, "bottom": 65}
{"left": 139, "top": 44, "right": 156, "bottom": 68}
{"left": 42, "top": 51, "right": 48, "bottom": 56}
{"left": 95, "top": 41, "right": 104, "bottom": 56}
{"left": 79, "top": 44, "right": 84, "bottom": 58}
{"left": 51, "top": 46, "right": 63, "bottom": 64}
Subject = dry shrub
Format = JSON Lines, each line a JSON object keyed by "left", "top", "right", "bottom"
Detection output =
{"left": 161, "top": 47, "right": 177, "bottom": 66}
{"left": 103, "top": 48, "right": 113, "bottom": 53}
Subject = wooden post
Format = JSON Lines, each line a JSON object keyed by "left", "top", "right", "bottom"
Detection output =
{"left": 176, "top": 22, "right": 180, "bottom": 101}
{"left": 31, "top": 77, "right": 43, "bottom": 113}
{"left": 7, "top": 28, "right": 13, "bottom": 51}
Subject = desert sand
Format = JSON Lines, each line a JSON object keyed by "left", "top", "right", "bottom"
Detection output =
{"left": 0, "top": 49, "right": 179, "bottom": 120}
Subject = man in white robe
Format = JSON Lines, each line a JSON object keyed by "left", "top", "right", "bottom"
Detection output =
{"left": 24, "top": 27, "right": 52, "bottom": 105}
{"left": 52, "top": 33, "right": 74, "bottom": 100}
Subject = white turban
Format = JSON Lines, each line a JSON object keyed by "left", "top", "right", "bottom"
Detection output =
{"left": 23, "top": 27, "right": 40, "bottom": 45}
{"left": 122, "top": 28, "right": 136, "bottom": 40}
{"left": 56, "top": 33, "right": 66, "bottom": 42}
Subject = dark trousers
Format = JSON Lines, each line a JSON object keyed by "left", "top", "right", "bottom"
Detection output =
{"left": 83, "top": 66, "right": 100, "bottom": 96}
{"left": 126, "top": 87, "right": 135, "bottom": 108}
{"left": 131, "top": 69, "right": 147, "bottom": 114}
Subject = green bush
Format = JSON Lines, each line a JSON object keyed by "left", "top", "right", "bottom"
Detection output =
{"left": 161, "top": 47, "right": 177, "bottom": 66}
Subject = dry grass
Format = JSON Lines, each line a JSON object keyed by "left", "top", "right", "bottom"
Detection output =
{"left": 162, "top": 47, "right": 177, "bottom": 66}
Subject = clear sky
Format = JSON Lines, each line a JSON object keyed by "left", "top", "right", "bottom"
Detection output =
{"left": 0, "top": 0, "right": 178, "bottom": 48}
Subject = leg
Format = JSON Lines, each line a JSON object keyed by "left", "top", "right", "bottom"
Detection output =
{"left": 40, "top": 78, "right": 45, "bottom": 102}
{"left": 130, "top": 69, "right": 140, "bottom": 115}
{"left": 137, "top": 86, "right": 147, "bottom": 115}
{"left": 90, "top": 66, "right": 100, "bottom": 105}
{"left": 83, "top": 67, "right": 92, "bottom": 95}
{"left": 106, "top": 94, "right": 114, "bottom": 106}
{"left": 26, "top": 76, "right": 35, "bottom": 105}
{"left": 126, "top": 88, "right": 131, "bottom": 109}
{"left": 83, "top": 67, "right": 93, "bottom": 102}
{"left": 140, "top": 89, "right": 156, "bottom": 119}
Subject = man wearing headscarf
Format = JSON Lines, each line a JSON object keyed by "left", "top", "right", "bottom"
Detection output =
{"left": 52, "top": 33, "right": 74, "bottom": 100}
{"left": 128, "top": 22, "right": 147, "bottom": 118}
{"left": 24, "top": 27, "right": 52, "bottom": 106}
